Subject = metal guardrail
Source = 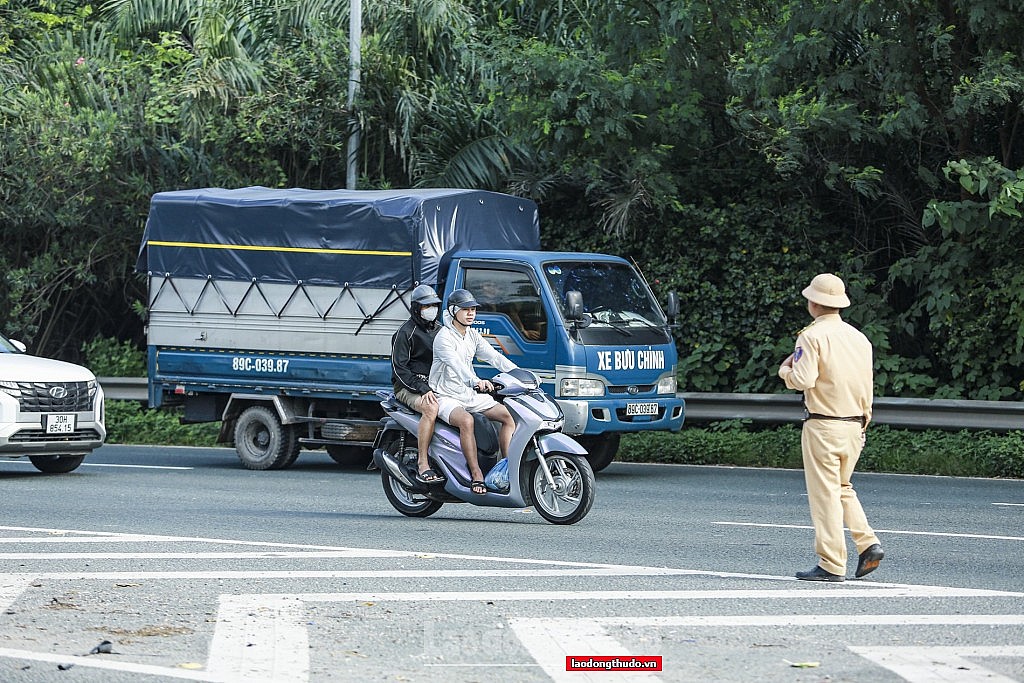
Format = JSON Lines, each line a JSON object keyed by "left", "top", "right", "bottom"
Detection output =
{"left": 98, "top": 378, "right": 1024, "bottom": 432}
{"left": 679, "top": 393, "right": 1024, "bottom": 432}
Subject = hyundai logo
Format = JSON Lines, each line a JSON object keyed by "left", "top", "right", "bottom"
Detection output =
{"left": 626, "top": 385, "right": 639, "bottom": 395}
{"left": 49, "top": 386, "right": 68, "bottom": 399}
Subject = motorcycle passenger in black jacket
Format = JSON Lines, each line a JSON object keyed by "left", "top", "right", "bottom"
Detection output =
{"left": 391, "top": 316, "right": 440, "bottom": 401}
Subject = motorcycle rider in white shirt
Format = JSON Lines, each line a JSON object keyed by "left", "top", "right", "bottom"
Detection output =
{"left": 429, "top": 288, "right": 518, "bottom": 495}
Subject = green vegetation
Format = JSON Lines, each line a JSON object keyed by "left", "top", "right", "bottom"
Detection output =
{"left": 3, "top": 2, "right": 1022, "bottom": 403}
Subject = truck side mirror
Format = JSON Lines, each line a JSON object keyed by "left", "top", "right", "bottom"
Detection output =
{"left": 565, "top": 290, "right": 584, "bottom": 321}
{"left": 666, "top": 291, "right": 679, "bottom": 323}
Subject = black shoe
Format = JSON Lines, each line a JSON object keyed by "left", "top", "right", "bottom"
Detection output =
{"left": 855, "top": 544, "right": 884, "bottom": 578}
{"left": 796, "top": 566, "right": 845, "bottom": 582}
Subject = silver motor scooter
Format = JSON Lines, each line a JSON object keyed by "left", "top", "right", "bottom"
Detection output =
{"left": 372, "top": 368, "right": 595, "bottom": 525}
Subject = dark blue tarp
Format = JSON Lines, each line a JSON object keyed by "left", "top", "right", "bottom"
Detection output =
{"left": 135, "top": 187, "right": 540, "bottom": 288}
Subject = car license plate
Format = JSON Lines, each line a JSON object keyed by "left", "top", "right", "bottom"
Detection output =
{"left": 625, "top": 402, "right": 659, "bottom": 416}
{"left": 44, "top": 414, "right": 76, "bottom": 434}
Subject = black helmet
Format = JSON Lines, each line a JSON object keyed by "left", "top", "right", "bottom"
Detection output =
{"left": 410, "top": 284, "right": 441, "bottom": 306}
{"left": 447, "top": 288, "right": 479, "bottom": 313}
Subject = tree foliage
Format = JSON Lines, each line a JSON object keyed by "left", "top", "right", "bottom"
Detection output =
{"left": 0, "top": 0, "right": 1021, "bottom": 401}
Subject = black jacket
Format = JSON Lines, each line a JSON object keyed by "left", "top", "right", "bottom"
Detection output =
{"left": 391, "top": 316, "right": 440, "bottom": 394}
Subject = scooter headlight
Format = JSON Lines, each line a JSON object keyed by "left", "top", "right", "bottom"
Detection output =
{"left": 538, "top": 417, "right": 564, "bottom": 433}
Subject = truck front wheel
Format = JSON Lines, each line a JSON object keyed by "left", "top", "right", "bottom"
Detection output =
{"left": 575, "top": 433, "right": 620, "bottom": 472}
{"left": 234, "top": 406, "right": 300, "bottom": 470}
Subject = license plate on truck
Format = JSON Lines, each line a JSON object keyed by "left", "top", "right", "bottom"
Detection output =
{"left": 44, "top": 414, "right": 76, "bottom": 434}
{"left": 625, "top": 402, "right": 658, "bottom": 416}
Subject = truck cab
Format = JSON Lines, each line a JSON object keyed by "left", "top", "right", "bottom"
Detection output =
{"left": 449, "top": 251, "right": 684, "bottom": 469}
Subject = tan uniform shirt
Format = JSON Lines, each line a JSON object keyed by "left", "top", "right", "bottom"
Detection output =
{"left": 778, "top": 313, "right": 873, "bottom": 425}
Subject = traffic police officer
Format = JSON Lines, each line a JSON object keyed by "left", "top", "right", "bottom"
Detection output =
{"left": 778, "top": 273, "right": 884, "bottom": 581}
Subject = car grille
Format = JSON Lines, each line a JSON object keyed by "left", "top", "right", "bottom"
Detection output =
{"left": 9, "top": 428, "right": 102, "bottom": 443}
{"left": 2, "top": 381, "right": 94, "bottom": 412}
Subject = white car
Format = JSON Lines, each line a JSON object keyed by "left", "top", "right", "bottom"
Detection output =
{"left": 0, "top": 332, "right": 106, "bottom": 473}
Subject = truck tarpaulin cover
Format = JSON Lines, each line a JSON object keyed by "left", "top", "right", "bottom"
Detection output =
{"left": 135, "top": 187, "right": 540, "bottom": 288}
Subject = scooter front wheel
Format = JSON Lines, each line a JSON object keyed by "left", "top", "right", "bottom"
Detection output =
{"left": 529, "top": 453, "right": 595, "bottom": 525}
{"left": 381, "top": 470, "right": 444, "bottom": 518}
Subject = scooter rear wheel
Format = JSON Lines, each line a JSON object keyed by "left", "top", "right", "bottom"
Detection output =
{"left": 381, "top": 470, "right": 444, "bottom": 518}
{"left": 529, "top": 453, "right": 595, "bottom": 525}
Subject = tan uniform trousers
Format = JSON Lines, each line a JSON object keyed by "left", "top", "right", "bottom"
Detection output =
{"left": 801, "top": 419, "right": 880, "bottom": 575}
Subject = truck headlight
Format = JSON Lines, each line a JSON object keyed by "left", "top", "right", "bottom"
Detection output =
{"left": 656, "top": 375, "right": 677, "bottom": 394}
{"left": 558, "top": 378, "right": 604, "bottom": 397}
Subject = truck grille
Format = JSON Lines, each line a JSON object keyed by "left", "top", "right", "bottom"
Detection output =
{"left": 9, "top": 428, "right": 103, "bottom": 443}
{"left": 1, "top": 381, "right": 95, "bottom": 413}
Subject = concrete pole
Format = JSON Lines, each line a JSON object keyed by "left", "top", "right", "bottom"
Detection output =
{"left": 346, "top": 0, "right": 362, "bottom": 189}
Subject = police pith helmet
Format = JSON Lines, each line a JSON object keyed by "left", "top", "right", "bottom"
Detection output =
{"left": 410, "top": 284, "right": 441, "bottom": 306}
{"left": 802, "top": 273, "right": 851, "bottom": 308}
{"left": 447, "top": 288, "right": 479, "bottom": 313}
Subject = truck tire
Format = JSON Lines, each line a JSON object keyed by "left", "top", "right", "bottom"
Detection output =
{"left": 234, "top": 406, "right": 300, "bottom": 470}
{"left": 326, "top": 445, "right": 372, "bottom": 469}
{"left": 29, "top": 455, "right": 85, "bottom": 473}
{"left": 575, "top": 433, "right": 620, "bottom": 472}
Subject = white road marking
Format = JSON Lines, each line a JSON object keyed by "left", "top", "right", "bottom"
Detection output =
{"left": 715, "top": 521, "right": 1024, "bottom": 542}
{"left": 221, "top": 587, "right": 1023, "bottom": 601}
{"left": 0, "top": 648, "right": 228, "bottom": 681}
{"left": 206, "top": 595, "right": 309, "bottom": 683}
{"left": 509, "top": 618, "right": 659, "bottom": 683}
{"left": 0, "top": 461, "right": 192, "bottom": 470}
{"left": 994, "top": 502, "right": 1024, "bottom": 507}
{"left": 0, "top": 576, "right": 29, "bottom": 613}
{"left": 589, "top": 615, "right": 1024, "bottom": 626}
{"left": 509, "top": 618, "right": 1024, "bottom": 683}
{"left": 849, "top": 646, "right": 1024, "bottom": 683}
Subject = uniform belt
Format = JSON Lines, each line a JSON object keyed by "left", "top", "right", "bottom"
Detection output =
{"left": 805, "top": 412, "right": 865, "bottom": 425}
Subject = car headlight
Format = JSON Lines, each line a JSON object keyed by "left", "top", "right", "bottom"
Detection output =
{"left": 558, "top": 378, "right": 605, "bottom": 397}
{"left": 656, "top": 375, "right": 677, "bottom": 394}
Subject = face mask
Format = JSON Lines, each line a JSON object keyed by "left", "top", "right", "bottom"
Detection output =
{"left": 420, "top": 306, "right": 438, "bottom": 322}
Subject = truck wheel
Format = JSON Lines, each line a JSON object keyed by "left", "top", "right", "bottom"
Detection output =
{"left": 234, "top": 406, "right": 300, "bottom": 470}
{"left": 326, "top": 445, "right": 372, "bottom": 469}
{"left": 576, "top": 433, "right": 620, "bottom": 472}
{"left": 29, "top": 455, "right": 85, "bottom": 473}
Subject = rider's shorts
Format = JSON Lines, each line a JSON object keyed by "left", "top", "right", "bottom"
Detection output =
{"left": 436, "top": 393, "right": 498, "bottom": 423}
{"left": 393, "top": 386, "right": 425, "bottom": 412}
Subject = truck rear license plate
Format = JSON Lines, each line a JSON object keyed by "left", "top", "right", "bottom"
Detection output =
{"left": 625, "top": 402, "right": 658, "bottom": 416}
{"left": 44, "top": 414, "right": 76, "bottom": 434}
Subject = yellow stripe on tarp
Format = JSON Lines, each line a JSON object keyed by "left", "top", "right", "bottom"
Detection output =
{"left": 147, "top": 240, "right": 412, "bottom": 257}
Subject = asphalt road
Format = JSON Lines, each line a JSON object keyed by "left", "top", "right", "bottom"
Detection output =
{"left": 1, "top": 444, "right": 1022, "bottom": 682}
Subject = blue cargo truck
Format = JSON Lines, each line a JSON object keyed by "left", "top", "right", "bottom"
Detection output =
{"left": 136, "top": 187, "right": 684, "bottom": 471}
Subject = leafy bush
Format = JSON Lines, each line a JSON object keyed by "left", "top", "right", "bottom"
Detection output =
{"left": 104, "top": 401, "right": 218, "bottom": 447}
{"left": 620, "top": 423, "right": 1024, "bottom": 479}
{"left": 82, "top": 336, "right": 145, "bottom": 377}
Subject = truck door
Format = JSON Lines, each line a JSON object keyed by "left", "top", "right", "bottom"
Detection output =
{"left": 460, "top": 266, "right": 553, "bottom": 384}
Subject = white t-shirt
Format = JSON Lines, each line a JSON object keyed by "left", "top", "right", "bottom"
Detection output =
{"left": 429, "top": 323, "right": 517, "bottom": 405}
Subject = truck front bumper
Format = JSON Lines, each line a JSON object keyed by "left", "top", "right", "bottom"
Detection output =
{"left": 557, "top": 396, "right": 685, "bottom": 436}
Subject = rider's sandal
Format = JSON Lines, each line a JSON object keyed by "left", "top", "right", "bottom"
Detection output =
{"left": 470, "top": 480, "right": 487, "bottom": 495}
{"left": 416, "top": 468, "right": 444, "bottom": 484}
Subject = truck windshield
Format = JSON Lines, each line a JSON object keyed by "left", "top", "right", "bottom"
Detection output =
{"left": 542, "top": 261, "right": 667, "bottom": 329}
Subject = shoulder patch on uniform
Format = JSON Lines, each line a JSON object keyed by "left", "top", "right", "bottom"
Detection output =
{"left": 793, "top": 346, "right": 803, "bottom": 363}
